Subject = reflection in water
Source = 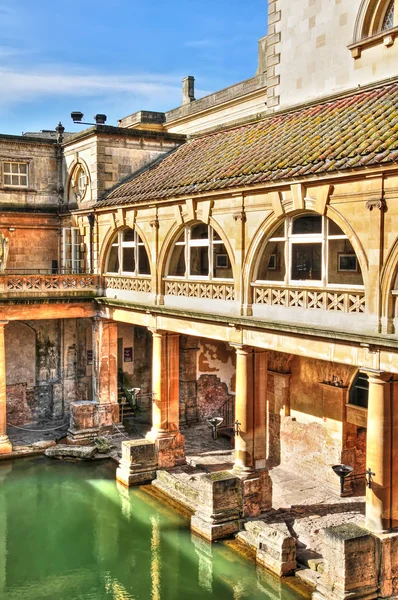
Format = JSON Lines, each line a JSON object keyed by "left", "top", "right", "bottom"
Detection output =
{"left": 150, "top": 515, "right": 161, "bottom": 600}
{"left": 0, "top": 457, "right": 307, "bottom": 600}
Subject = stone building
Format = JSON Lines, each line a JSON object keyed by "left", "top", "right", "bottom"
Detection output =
{"left": 1, "top": 0, "right": 398, "bottom": 597}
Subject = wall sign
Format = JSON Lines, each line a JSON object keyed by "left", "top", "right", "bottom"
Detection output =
{"left": 124, "top": 347, "right": 133, "bottom": 363}
{"left": 87, "top": 350, "right": 93, "bottom": 365}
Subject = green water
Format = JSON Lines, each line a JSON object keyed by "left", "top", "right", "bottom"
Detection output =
{"left": 0, "top": 457, "right": 307, "bottom": 600}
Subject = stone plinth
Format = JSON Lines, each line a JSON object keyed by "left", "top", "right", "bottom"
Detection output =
{"left": 0, "top": 434, "right": 12, "bottom": 455}
{"left": 233, "top": 468, "right": 272, "bottom": 517}
{"left": 156, "top": 432, "right": 185, "bottom": 468}
{"left": 377, "top": 532, "right": 398, "bottom": 599}
{"left": 116, "top": 440, "right": 157, "bottom": 487}
{"left": 67, "top": 401, "right": 99, "bottom": 444}
{"left": 313, "top": 524, "right": 378, "bottom": 600}
{"left": 67, "top": 401, "right": 119, "bottom": 444}
{"left": 256, "top": 522, "right": 296, "bottom": 577}
{"left": 191, "top": 471, "right": 242, "bottom": 542}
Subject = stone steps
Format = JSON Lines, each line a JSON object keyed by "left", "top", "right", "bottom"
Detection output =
{"left": 152, "top": 467, "right": 204, "bottom": 513}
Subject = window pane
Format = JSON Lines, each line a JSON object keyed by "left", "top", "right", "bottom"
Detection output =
{"left": 11, "top": 164, "right": 18, "bottom": 174}
{"left": 213, "top": 244, "right": 233, "bottom": 279}
{"left": 4, "top": 163, "right": 11, "bottom": 174}
{"left": 19, "top": 164, "right": 27, "bottom": 174}
{"left": 190, "top": 247, "right": 209, "bottom": 276}
{"left": 382, "top": 0, "right": 394, "bottom": 30}
{"left": 12, "top": 175, "right": 18, "bottom": 185}
{"left": 270, "top": 222, "right": 285, "bottom": 238}
{"left": 328, "top": 219, "right": 345, "bottom": 236}
{"left": 292, "top": 215, "right": 322, "bottom": 235}
{"left": 4, "top": 175, "right": 11, "bottom": 185}
{"left": 169, "top": 245, "right": 186, "bottom": 276}
{"left": 291, "top": 243, "right": 322, "bottom": 280}
{"left": 257, "top": 241, "right": 286, "bottom": 281}
{"left": 191, "top": 224, "right": 208, "bottom": 240}
{"left": 123, "top": 247, "right": 135, "bottom": 272}
{"left": 213, "top": 230, "right": 221, "bottom": 241}
{"left": 349, "top": 373, "right": 368, "bottom": 408}
{"left": 138, "top": 245, "right": 150, "bottom": 275}
{"left": 107, "top": 245, "right": 119, "bottom": 272}
{"left": 123, "top": 229, "right": 135, "bottom": 243}
{"left": 328, "top": 239, "right": 363, "bottom": 285}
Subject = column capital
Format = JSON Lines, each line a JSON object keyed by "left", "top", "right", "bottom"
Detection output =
{"left": 229, "top": 343, "right": 253, "bottom": 355}
{"left": 360, "top": 368, "right": 392, "bottom": 384}
{"left": 0, "top": 321, "right": 9, "bottom": 328}
{"left": 148, "top": 327, "right": 167, "bottom": 337}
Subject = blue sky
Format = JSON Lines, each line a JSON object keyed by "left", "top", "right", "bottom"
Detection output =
{"left": 0, "top": 0, "right": 266, "bottom": 135}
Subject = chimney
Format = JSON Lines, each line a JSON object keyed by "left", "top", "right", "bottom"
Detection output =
{"left": 182, "top": 76, "right": 195, "bottom": 105}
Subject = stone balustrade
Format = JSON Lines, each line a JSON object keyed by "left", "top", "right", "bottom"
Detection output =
{"left": 164, "top": 278, "right": 235, "bottom": 301}
{"left": 105, "top": 275, "right": 152, "bottom": 294}
{"left": 0, "top": 273, "right": 100, "bottom": 297}
{"left": 253, "top": 284, "right": 366, "bottom": 313}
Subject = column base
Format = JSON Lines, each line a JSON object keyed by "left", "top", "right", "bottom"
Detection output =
{"left": 0, "top": 434, "right": 12, "bottom": 454}
{"left": 190, "top": 471, "right": 243, "bottom": 542}
{"left": 232, "top": 468, "right": 272, "bottom": 517}
{"left": 67, "top": 401, "right": 121, "bottom": 445}
{"left": 116, "top": 439, "right": 158, "bottom": 487}
{"left": 146, "top": 430, "right": 186, "bottom": 468}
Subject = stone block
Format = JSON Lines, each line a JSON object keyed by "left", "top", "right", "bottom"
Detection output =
{"left": 313, "top": 524, "right": 378, "bottom": 600}
{"left": 236, "top": 469, "right": 272, "bottom": 517}
{"left": 256, "top": 522, "right": 296, "bottom": 577}
{"left": 67, "top": 401, "right": 99, "bottom": 444}
{"left": 190, "top": 472, "right": 242, "bottom": 542}
{"left": 376, "top": 531, "right": 398, "bottom": 599}
{"left": 155, "top": 432, "right": 185, "bottom": 468}
{"left": 116, "top": 439, "right": 157, "bottom": 487}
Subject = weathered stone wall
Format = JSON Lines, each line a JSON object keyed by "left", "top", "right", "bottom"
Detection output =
{"left": 196, "top": 339, "right": 235, "bottom": 421}
{"left": 0, "top": 136, "right": 59, "bottom": 208}
{"left": 5, "top": 318, "right": 91, "bottom": 425}
{"left": 179, "top": 335, "right": 199, "bottom": 424}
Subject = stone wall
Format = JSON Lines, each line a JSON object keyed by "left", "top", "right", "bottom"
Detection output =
{"left": 5, "top": 318, "right": 91, "bottom": 425}
{"left": 196, "top": 339, "right": 235, "bottom": 421}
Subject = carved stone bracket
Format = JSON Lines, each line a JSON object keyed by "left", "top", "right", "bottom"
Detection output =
{"left": 150, "top": 217, "right": 159, "bottom": 228}
{"left": 233, "top": 211, "right": 246, "bottom": 222}
{"left": 366, "top": 198, "right": 387, "bottom": 212}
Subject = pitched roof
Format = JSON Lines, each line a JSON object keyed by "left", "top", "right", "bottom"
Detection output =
{"left": 98, "top": 81, "right": 398, "bottom": 207}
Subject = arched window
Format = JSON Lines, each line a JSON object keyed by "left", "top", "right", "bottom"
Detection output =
{"left": 382, "top": 0, "right": 395, "bottom": 29}
{"left": 255, "top": 215, "right": 364, "bottom": 287}
{"left": 106, "top": 229, "right": 150, "bottom": 276}
{"left": 167, "top": 224, "right": 233, "bottom": 280}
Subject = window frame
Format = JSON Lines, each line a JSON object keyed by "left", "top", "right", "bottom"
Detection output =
{"left": 106, "top": 228, "right": 151, "bottom": 277}
{"left": 166, "top": 224, "right": 233, "bottom": 281}
{"left": 3, "top": 161, "right": 29, "bottom": 188}
{"left": 62, "top": 227, "right": 84, "bottom": 274}
{"left": 255, "top": 215, "right": 364, "bottom": 289}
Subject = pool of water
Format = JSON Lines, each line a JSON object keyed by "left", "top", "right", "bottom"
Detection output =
{"left": 0, "top": 457, "right": 308, "bottom": 600}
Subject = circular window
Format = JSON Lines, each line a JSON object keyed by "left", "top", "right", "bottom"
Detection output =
{"left": 71, "top": 164, "right": 88, "bottom": 202}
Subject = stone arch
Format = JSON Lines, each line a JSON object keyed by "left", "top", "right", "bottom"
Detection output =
{"left": 380, "top": 236, "right": 398, "bottom": 332}
{"left": 354, "top": 0, "right": 395, "bottom": 41}
{"left": 66, "top": 158, "right": 92, "bottom": 206}
{"left": 243, "top": 208, "right": 368, "bottom": 309}
{"left": 99, "top": 223, "right": 152, "bottom": 277}
{"left": 159, "top": 218, "right": 237, "bottom": 296}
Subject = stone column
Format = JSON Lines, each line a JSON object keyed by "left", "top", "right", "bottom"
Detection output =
{"left": 146, "top": 330, "right": 185, "bottom": 467}
{"left": 68, "top": 318, "right": 119, "bottom": 444}
{"left": 365, "top": 371, "right": 392, "bottom": 532}
{"left": 231, "top": 344, "right": 272, "bottom": 516}
{"left": 0, "top": 322, "right": 11, "bottom": 454}
{"left": 232, "top": 344, "right": 254, "bottom": 473}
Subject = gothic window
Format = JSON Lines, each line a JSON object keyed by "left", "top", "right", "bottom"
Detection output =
{"left": 255, "top": 215, "right": 364, "bottom": 287}
{"left": 167, "top": 224, "right": 233, "bottom": 280}
{"left": 106, "top": 228, "right": 150, "bottom": 276}
{"left": 382, "top": 0, "right": 395, "bottom": 29}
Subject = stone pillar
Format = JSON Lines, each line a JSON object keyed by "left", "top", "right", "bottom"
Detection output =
{"left": 231, "top": 344, "right": 271, "bottom": 516}
{"left": 0, "top": 321, "right": 11, "bottom": 454}
{"left": 365, "top": 371, "right": 392, "bottom": 532}
{"left": 233, "top": 345, "right": 254, "bottom": 473}
{"left": 67, "top": 319, "right": 119, "bottom": 444}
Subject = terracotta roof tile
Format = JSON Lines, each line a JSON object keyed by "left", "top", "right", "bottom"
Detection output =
{"left": 98, "top": 82, "right": 398, "bottom": 207}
